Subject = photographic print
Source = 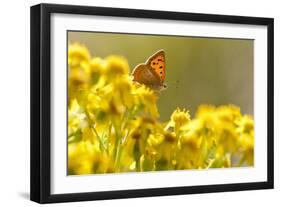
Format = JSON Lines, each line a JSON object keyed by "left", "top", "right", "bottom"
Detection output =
{"left": 31, "top": 4, "right": 273, "bottom": 203}
{"left": 67, "top": 31, "right": 254, "bottom": 175}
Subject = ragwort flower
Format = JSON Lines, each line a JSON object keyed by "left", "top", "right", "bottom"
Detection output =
{"left": 166, "top": 107, "right": 190, "bottom": 135}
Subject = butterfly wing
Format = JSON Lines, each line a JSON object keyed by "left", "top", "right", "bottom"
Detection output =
{"left": 145, "top": 50, "right": 165, "bottom": 84}
{"left": 132, "top": 64, "right": 161, "bottom": 87}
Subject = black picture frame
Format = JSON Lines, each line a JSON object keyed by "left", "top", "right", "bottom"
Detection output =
{"left": 30, "top": 3, "right": 274, "bottom": 204}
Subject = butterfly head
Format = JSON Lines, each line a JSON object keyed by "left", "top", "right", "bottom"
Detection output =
{"left": 148, "top": 82, "right": 167, "bottom": 92}
{"left": 161, "top": 83, "right": 168, "bottom": 91}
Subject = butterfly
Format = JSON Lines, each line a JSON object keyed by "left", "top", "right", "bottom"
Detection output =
{"left": 131, "top": 50, "right": 167, "bottom": 91}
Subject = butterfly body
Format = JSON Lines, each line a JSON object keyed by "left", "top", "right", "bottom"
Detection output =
{"left": 132, "top": 50, "right": 167, "bottom": 91}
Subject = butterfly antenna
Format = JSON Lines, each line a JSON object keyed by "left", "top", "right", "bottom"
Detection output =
{"left": 166, "top": 80, "right": 180, "bottom": 88}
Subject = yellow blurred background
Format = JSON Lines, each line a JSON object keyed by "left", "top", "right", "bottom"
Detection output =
{"left": 68, "top": 31, "right": 253, "bottom": 121}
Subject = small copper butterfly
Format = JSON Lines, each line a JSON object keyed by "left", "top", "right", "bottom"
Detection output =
{"left": 132, "top": 50, "right": 167, "bottom": 91}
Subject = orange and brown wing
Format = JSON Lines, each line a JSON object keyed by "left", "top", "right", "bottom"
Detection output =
{"left": 146, "top": 50, "right": 165, "bottom": 83}
{"left": 132, "top": 64, "right": 161, "bottom": 86}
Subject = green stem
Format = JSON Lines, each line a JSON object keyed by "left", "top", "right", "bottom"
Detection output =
{"left": 113, "top": 122, "right": 122, "bottom": 169}
{"left": 91, "top": 126, "right": 106, "bottom": 151}
{"left": 107, "top": 123, "right": 112, "bottom": 154}
{"left": 85, "top": 111, "right": 106, "bottom": 151}
{"left": 134, "top": 140, "right": 141, "bottom": 171}
{"left": 113, "top": 107, "right": 135, "bottom": 169}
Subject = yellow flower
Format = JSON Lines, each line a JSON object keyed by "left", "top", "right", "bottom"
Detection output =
{"left": 195, "top": 105, "right": 218, "bottom": 129}
{"left": 68, "top": 43, "right": 92, "bottom": 102}
{"left": 87, "top": 83, "right": 125, "bottom": 121}
{"left": 88, "top": 56, "right": 131, "bottom": 118}
{"left": 176, "top": 119, "right": 204, "bottom": 169}
{"left": 171, "top": 107, "right": 190, "bottom": 126}
{"left": 90, "top": 57, "right": 107, "bottom": 74}
{"left": 216, "top": 124, "right": 240, "bottom": 155}
{"left": 195, "top": 105, "right": 242, "bottom": 155}
{"left": 150, "top": 132, "right": 178, "bottom": 170}
{"left": 181, "top": 119, "right": 204, "bottom": 143}
{"left": 68, "top": 64, "right": 90, "bottom": 86}
{"left": 166, "top": 107, "right": 190, "bottom": 133}
{"left": 236, "top": 115, "right": 254, "bottom": 166}
{"left": 68, "top": 43, "right": 91, "bottom": 67}
{"left": 94, "top": 151, "right": 115, "bottom": 174}
{"left": 69, "top": 140, "right": 115, "bottom": 174}
{"left": 216, "top": 105, "right": 241, "bottom": 124}
{"left": 129, "top": 117, "right": 158, "bottom": 141}
{"left": 111, "top": 78, "right": 134, "bottom": 109}
{"left": 196, "top": 104, "right": 241, "bottom": 128}
{"left": 181, "top": 133, "right": 201, "bottom": 153}
{"left": 236, "top": 115, "right": 254, "bottom": 135}
{"left": 104, "top": 55, "right": 130, "bottom": 81}
{"left": 68, "top": 140, "right": 96, "bottom": 175}
{"left": 133, "top": 85, "right": 159, "bottom": 117}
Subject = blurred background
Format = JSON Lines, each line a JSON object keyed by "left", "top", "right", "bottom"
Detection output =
{"left": 68, "top": 31, "right": 253, "bottom": 121}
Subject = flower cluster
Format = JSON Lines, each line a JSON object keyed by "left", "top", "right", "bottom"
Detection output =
{"left": 68, "top": 43, "right": 254, "bottom": 175}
